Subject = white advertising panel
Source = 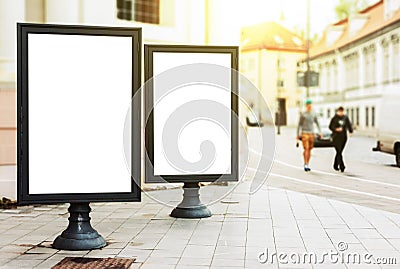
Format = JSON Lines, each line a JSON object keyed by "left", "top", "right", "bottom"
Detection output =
{"left": 152, "top": 52, "right": 232, "bottom": 175}
{"left": 144, "top": 45, "right": 239, "bottom": 183}
{"left": 17, "top": 24, "right": 141, "bottom": 204}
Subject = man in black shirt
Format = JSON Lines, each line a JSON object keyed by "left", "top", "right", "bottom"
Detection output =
{"left": 329, "top": 107, "right": 353, "bottom": 172}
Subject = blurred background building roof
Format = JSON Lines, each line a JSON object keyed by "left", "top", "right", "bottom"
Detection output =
{"left": 240, "top": 21, "right": 307, "bottom": 53}
{"left": 310, "top": 0, "right": 400, "bottom": 58}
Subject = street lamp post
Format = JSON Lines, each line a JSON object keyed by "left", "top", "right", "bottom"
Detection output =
{"left": 277, "top": 102, "right": 281, "bottom": 135}
{"left": 277, "top": 44, "right": 283, "bottom": 135}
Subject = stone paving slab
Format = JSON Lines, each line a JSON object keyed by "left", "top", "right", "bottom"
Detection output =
{"left": 0, "top": 182, "right": 400, "bottom": 268}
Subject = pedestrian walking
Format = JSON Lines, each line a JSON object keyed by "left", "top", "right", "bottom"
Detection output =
{"left": 297, "top": 99, "right": 322, "bottom": 172}
{"left": 329, "top": 106, "right": 353, "bottom": 172}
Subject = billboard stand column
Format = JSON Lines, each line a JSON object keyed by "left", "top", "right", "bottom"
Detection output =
{"left": 53, "top": 203, "right": 106, "bottom": 250}
{"left": 170, "top": 182, "right": 211, "bottom": 219}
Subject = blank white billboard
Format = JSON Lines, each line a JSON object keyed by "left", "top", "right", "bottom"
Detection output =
{"left": 27, "top": 33, "right": 132, "bottom": 194}
{"left": 152, "top": 52, "right": 232, "bottom": 176}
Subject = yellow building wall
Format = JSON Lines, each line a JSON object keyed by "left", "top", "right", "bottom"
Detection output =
{"left": 240, "top": 49, "right": 305, "bottom": 126}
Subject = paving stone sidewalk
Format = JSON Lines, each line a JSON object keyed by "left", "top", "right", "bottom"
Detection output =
{"left": 1, "top": 182, "right": 400, "bottom": 269}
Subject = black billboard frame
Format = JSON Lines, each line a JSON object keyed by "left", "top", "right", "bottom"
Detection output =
{"left": 144, "top": 44, "right": 239, "bottom": 184}
{"left": 17, "top": 23, "right": 142, "bottom": 205}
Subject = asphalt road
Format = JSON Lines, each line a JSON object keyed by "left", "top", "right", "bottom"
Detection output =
{"left": 246, "top": 126, "right": 400, "bottom": 214}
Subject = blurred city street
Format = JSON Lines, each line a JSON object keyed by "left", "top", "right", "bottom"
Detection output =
{"left": 1, "top": 127, "right": 399, "bottom": 269}
{"left": 260, "top": 127, "right": 400, "bottom": 214}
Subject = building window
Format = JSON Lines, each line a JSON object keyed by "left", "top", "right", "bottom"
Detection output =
{"left": 365, "top": 107, "right": 369, "bottom": 127}
{"left": 332, "top": 61, "right": 338, "bottom": 91}
{"left": 363, "top": 49, "right": 371, "bottom": 85}
{"left": 277, "top": 58, "right": 286, "bottom": 69}
{"left": 356, "top": 107, "right": 360, "bottom": 126}
{"left": 344, "top": 52, "right": 359, "bottom": 90}
{"left": 363, "top": 45, "right": 376, "bottom": 87}
{"left": 277, "top": 79, "right": 285, "bottom": 88}
{"left": 351, "top": 108, "right": 354, "bottom": 124}
{"left": 371, "top": 106, "right": 375, "bottom": 127}
{"left": 371, "top": 48, "right": 376, "bottom": 84}
{"left": 392, "top": 35, "right": 400, "bottom": 81}
{"left": 117, "top": 0, "right": 132, "bottom": 20}
{"left": 385, "top": 0, "right": 400, "bottom": 19}
{"left": 116, "top": 0, "right": 160, "bottom": 24}
{"left": 327, "top": 108, "right": 331, "bottom": 118}
{"left": 382, "top": 41, "right": 390, "bottom": 83}
{"left": 364, "top": 49, "right": 370, "bottom": 86}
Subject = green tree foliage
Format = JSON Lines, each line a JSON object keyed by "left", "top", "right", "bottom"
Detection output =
{"left": 335, "top": 0, "right": 370, "bottom": 21}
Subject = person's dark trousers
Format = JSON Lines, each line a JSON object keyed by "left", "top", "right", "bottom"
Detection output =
{"left": 333, "top": 136, "right": 347, "bottom": 170}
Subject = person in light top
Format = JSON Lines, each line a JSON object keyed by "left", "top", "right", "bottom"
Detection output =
{"left": 297, "top": 99, "right": 322, "bottom": 172}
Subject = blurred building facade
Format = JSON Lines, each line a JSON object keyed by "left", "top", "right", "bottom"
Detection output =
{"left": 0, "top": 0, "right": 243, "bottom": 198}
{"left": 303, "top": 0, "right": 400, "bottom": 134}
{"left": 240, "top": 22, "right": 306, "bottom": 127}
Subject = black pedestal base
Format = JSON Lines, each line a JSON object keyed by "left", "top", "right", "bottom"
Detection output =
{"left": 170, "top": 182, "right": 212, "bottom": 219}
{"left": 53, "top": 203, "right": 106, "bottom": 250}
{"left": 170, "top": 205, "right": 211, "bottom": 218}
